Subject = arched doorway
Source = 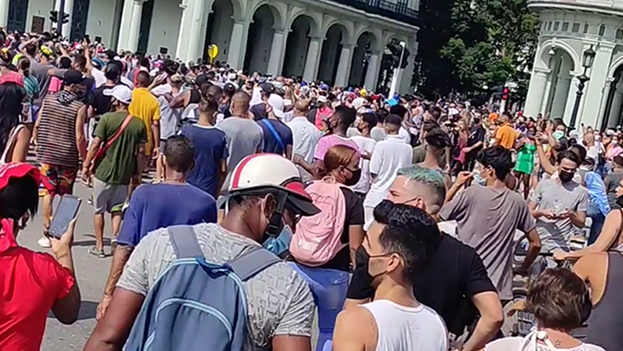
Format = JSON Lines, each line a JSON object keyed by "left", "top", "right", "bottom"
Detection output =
{"left": 348, "top": 32, "right": 375, "bottom": 88}
{"left": 602, "top": 65, "right": 623, "bottom": 130}
{"left": 203, "top": 0, "right": 234, "bottom": 63}
{"left": 243, "top": 5, "right": 280, "bottom": 75}
{"left": 282, "top": 15, "right": 315, "bottom": 78}
{"left": 7, "top": 0, "right": 28, "bottom": 32}
{"left": 541, "top": 50, "right": 575, "bottom": 120}
{"left": 317, "top": 24, "right": 347, "bottom": 85}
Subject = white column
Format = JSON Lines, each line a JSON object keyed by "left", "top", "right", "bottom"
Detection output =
{"left": 175, "top": 0, "right": 192, "bottom": 61}
{"left": 364, "top": 51, "right": 381, "bottom": 91}
{"left": 303, "top": 37, "right": 322, "bottom": 82}
{"left": 185, "top": 0, "right": 207, "bottom": 62}
{"left": 117, "top": 0, "right": 134, "bottom": 50}
{"left": 227, "top": 20, "right": 250, "bottom": 70}
{"left": 399, "top": 58, "right": 415, "bottom": 94}
{"left": 267, "top": 29, "right": 286, "bottom": 76}
{"left": 596, "top": 78, "right": 614, "bottom": 130}
{"left": 55, "top": 0, "right": 74, "bottom": 38}
{"left": 0, "top": 0, "right": 9, "bottom": 28}
{"left": 540, "top": 74, "right": 553, "bottom": 114}
{"left": 581, "top": 44, "right": 615, "bottom": 128}
{"left": 550, "top": 74, "right": 571, "bottom": 119}
{"left": 334, "top": 44, "right": 354, "bottom": 87}
{"left": 127, "top": 0, "right": 144, "bottom": 52}
{"left": 524, "top": 67, "right": 550, "bottom": 118}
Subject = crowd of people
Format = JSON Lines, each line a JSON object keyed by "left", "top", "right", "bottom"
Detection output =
{"left": 1, "top": 31, "right": 623, "bottom": 351}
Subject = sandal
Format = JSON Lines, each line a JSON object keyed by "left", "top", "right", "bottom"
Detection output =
{"left": 88, "top": 246, "right": 106, "bottom": 258}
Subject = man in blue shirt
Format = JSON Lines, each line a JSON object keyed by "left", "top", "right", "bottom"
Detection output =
{"left": 94, "top": 136, "right": 217, "bottom": 321}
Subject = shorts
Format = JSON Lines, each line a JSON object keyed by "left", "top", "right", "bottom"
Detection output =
{"left": 38, "top": 163, "right": 77, "bottom": 196}
{"left": 159, "top": 139, "right": 167, "bottom": 153}
{"left": 93, "top": 178, "right": 128, "bottom": 214}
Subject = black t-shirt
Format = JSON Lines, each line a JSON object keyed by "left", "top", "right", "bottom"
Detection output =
{"left": 250, "top": 103, "right": 267, "bottom": 121}
{"left": 346, "top": 233, "right": 496, "bottom": 335}
{"left": 294, "top": 187, "right": 364, "bottom": 272}
{"left": 90, "top": 83, "right": 116, "bottom": 117}
{"left": 189, "top": 88, "right": 202, "bottom": 104}
{"left": 467, "top": 126, "right": 486, "bottom": 159}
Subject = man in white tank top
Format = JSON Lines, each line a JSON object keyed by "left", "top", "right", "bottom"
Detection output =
{"left": 332, "top": 201, "right": 448, "bottom": 351}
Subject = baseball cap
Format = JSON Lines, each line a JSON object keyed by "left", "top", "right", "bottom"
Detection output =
{"left": 103, "top": 85, "right": 133, "bottom": 104}
{"left": 317, "top": 96, "right": 328, "bottom": 103}
{"left": 260, "top": 82, "right": 275, "bottom": 95}
{"left": 227, "top": 154, "right": 320, "bottom": 216}
{"left": 63, "top": 69, "right": 87, "bottom": 85}
{"left": 170, "top": 74, "right": 183, "bottom": 84}
{"left": 352, "top": 97, "right": 368, "bottom": 111}
{"left": 195, "top": 74, "right": 209, "bottom": 86}
{"left": 0, "top": 163, "right": 53, "bottom": 253}
{"left": 268, "top": 94, "right": 285, "bottom": 119}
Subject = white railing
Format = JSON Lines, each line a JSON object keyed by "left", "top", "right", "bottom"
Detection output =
{"left": 528, "top": 0, "right": 623, "bottom": 9}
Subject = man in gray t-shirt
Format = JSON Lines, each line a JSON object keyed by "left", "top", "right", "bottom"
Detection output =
{"left": 115, "top": 223, "right": 314, "bottom": 350}
{"left": 530, "top": 177, "right": 589, "bottom": 253}
{"left": 217, "top": 116, "right": 264, "bottom": 191}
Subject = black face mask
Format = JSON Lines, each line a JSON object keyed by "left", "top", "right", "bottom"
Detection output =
{"left": 616, "top": 195, "right": 623, "bottom": 208}
{"left": 559, "top": 170, "right": 575, "bottom": 183}
{"left": 344, "top": 168, "right": 362, "bottom": 186}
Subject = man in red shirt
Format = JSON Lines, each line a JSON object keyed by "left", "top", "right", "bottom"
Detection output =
{"left": 0, "top": 163, "right": 81, "bottom": 351}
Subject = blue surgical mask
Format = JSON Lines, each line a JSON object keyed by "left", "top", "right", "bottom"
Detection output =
{"left": 553, "top": 130, "right": 565, "bottom": 141}
{"left": 473, "top": 172, "right": 487, "bottom": 186}
{"left": 263, "top": 225, "right": 293, "bottom": 257}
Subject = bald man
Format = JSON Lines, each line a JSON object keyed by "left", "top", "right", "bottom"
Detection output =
{"left": 287, "top": 99, "right": 321, "bottom": 182}
{"left": 216, "top": 91, "right": 264, "bottom": 192}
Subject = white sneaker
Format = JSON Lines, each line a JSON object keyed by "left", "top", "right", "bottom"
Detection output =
{"left": 38, "top": 236, "right": 51, "bottom": 248}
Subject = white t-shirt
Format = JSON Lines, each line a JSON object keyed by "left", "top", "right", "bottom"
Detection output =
{"left": 486, "top": 337, "right": 605, "bottom": 351}
{"left": 351, "top": 135, "right": 377, "bottom": 194}
{"left": 287, "top": 116, "right": 321, "bottom": 181}
{"left": 398, "top": 127, "right": 411, "bottom": 144}
{"left": 362, "top": 299, "right": 448, "bottom": 351}
{"left": 364, "top": 134, "right": 413, "bottom": 209}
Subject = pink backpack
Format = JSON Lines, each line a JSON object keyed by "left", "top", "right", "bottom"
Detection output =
{"left": 290, "top": 177, "right": 347, "bottom": 267}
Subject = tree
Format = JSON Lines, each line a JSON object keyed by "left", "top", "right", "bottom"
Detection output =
{"left": 413, "top": 0, "right": 539, "bottom": 98}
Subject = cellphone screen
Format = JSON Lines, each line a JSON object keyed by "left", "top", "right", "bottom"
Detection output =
{"left": 49, "top": 195, "right": 81, "bottom": 238}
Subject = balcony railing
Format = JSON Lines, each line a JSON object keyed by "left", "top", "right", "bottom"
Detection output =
{"left": 527, "top": 0, "right": 623, "bottom": 10}
{"left": 335, "top": 0, "right": 419, "bottom": 26}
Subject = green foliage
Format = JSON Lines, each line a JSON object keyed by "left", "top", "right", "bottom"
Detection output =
{"left": 414, "top": 0, "right": 539, "bottom": 98}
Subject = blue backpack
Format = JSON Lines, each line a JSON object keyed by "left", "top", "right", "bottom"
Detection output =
{"left": 124, "top": 225, "right": 281, "bottom": 351}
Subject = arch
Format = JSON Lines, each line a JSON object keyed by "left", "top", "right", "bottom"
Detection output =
{"left": 210, "top": 0, "right": 243, "bottom": 19}
{"left": 244, "top": 4, "right": 279, "bottom": 74}
{"left": 352, "top": 29, "right": 379, "bottom": 50}
{"left": 287, "top": 13, "right": 320, "bottom": 38}
{"left": 248, "top": 1, "right": 285, "bottom": 29}
{"left": 609, "top": 56, "right": 623, "bottom": 77}
{"left": 321, "top": 19, "right": 352, "bottom": 43}
{"left": 536, "top": 39, "right": 580, "bottom": 74}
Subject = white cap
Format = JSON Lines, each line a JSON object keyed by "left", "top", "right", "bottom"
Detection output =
{"left": 103, "top": 85, "right": 133, "bottom": 104}
{"left": 352, "top": 97, "right": 367, "bottom": 110}
{"left": 228, "top": 72, "right": 237, "bottom": 80}
{"left": 268, "top": 93, "right": 285, "bottom": 119}
{"left": 317, "top": 95, "right": 328, "bottom": 103}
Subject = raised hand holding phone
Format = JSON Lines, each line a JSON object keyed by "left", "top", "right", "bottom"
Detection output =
{"left": 49, "top": 195, "right": 81, "bottom": 239}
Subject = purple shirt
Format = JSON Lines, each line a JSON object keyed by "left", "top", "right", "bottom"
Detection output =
{"left": 314, "top": 134, "right": 361, "bottom": 161}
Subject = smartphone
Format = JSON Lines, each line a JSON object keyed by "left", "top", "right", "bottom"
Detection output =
{"left": 49, "top": 195, "right": 81, "bottom": 239}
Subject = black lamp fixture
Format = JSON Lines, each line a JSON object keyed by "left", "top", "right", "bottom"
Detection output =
{"left": 569, "top": 45, "right": 596, "bottom": 129}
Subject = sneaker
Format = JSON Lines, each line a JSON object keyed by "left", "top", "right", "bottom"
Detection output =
{"left": 88, "top": 246, "right": 107, "bottom": 258}
{"left": 38, "top": 236, "right": 51, "bottom": 248}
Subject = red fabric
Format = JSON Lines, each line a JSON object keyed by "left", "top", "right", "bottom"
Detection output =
{"left": 0, "top": 247, "right": 75, "bottom": 351}
{"left": 0, "top": 72, "right": 24, "bottom": 87}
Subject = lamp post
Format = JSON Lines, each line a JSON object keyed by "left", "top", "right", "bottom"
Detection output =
{"left": 569, "top": 45, "right": 596, "bottom": 129}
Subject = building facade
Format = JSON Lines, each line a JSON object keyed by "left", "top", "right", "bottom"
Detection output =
{"left": 525, "top": 0, "right": 623, "bottom": 130}
{"left": 0, "top": 0, "right": 419, "bottom": 93}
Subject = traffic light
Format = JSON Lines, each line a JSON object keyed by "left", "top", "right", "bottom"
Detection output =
{"left": 502, "top": 87, "right": 510, "bottom": 100}
{"left": 49, "top": 10, "right": 69, "bottom": 23}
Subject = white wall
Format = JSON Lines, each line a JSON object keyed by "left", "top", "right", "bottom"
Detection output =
{"left": 86, "top": 0, "right": 119, "bottom": 46}
{"left": 147, "top": 0, "right": 182, "bottom": 56}
{"left": 26, "top": 0, "right": 55, "bottom": 32}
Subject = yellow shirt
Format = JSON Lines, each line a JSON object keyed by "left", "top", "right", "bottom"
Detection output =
{"left": 495, "top": 124, "right": 517, "bottom": 150}
{"left": 129, "top": 87, "right": 161, "bottom": 155}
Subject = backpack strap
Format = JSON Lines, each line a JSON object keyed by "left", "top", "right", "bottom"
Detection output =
{"left": 168, "top": 225, "right": 204, "bottom": 259}
{"left": 229, "top": 246, "right": 280, "bottom": 281}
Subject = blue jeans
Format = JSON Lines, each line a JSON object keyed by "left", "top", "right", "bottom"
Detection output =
{"left": 288, "top": 262, "right": 350, "bottom": 351}
{"left": 588, "top": 202, "right": 606, "bottom": 245}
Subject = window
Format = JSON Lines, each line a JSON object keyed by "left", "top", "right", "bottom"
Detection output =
{"left": 572, "top": 23, "right": 580, "bottom": 33}
{"left": 584, "top": 23, "right": 589, "bottom": 34}
{"left": 599, "top": 24, "right": 606, "bottom": 36}
{"left": 542, "top": 21, "right": 547, "bottom": 30}
{"left": 617, "top": 28, "right": 623, "bottom": 40}
{"left": 547, "top": 22, "right": 553, "bottom": 31}
{"left": 562, "top": 22, "right": 569, "bottom": 31}
{"left": 553, "top": 22, "right": 560, "bottom": 31}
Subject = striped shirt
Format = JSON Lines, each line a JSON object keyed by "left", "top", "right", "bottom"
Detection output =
{"left": 36, "top": 93, "right": 83, "bottom": 168}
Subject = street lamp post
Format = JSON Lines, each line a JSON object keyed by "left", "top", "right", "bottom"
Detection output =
{"left": 569, "top": 45, "right": 596, "bottom": 129}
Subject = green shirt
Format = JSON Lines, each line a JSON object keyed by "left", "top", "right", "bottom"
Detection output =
{"left": 94, "top": 111, "right": 147, "bottom": 185}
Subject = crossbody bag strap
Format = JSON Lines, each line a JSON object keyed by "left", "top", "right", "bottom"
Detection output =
{"left": 94, "top": 114, "right": 134, "bottom": 163}
{"left": 261, "top": 119, "right": 285, "bottom": 150}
